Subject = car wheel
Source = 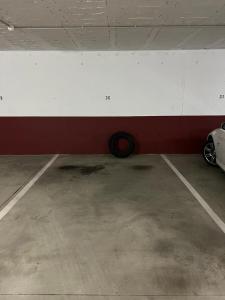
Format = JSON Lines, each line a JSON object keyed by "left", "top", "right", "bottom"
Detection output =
{"left": 203, "top": 141, "right": 217, "bottom": 166}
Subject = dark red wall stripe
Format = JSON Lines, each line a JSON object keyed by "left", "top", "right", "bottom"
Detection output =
{"left": 0, "top": 116, "right": 224, "bottom": 154}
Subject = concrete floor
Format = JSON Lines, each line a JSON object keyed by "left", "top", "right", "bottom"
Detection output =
{"left": 0, "top": 154, "right": 224, "bottom": 300}
{"left": 0, "top": 155, "right": 51, "bottom": 207}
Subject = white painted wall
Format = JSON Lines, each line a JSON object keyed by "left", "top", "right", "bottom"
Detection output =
{"left": 0, "top": 50, "right": 225, "bottom": 116}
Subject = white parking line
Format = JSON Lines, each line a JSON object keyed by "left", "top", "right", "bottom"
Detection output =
{"left": 161, "top": 154, "right": 225, "bottom": 235}
{"left": 0, "top": 154, "right": 59, "bottom": 222}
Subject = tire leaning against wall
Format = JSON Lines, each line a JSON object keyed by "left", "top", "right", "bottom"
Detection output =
{"left": 108, "top": 131, "right": 135, "bottom": 158}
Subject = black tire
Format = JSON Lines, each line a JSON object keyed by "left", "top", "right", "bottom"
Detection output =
{"left": 109, "top": 131, "right": 135, "bottom": 158}
{"left": 203, "top": 141, "right": 217, "bottom": 166}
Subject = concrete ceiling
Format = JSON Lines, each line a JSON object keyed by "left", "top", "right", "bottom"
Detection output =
{"left": 1, "top": 0, "right": 225, "bottom": 50}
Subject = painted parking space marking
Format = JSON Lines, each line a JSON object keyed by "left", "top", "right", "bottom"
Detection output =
{"left": 0, "top": 154, "right": 59, "bottom": 222}
{"left": 161, "top": 154, "right": 225, "bottom": 235}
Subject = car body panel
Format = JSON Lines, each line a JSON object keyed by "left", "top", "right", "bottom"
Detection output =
{"left": 210, "top": 128, "right": 225, "bottom": 171}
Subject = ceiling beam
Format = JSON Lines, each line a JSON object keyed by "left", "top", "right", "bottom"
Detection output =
{"left": 9, "top": 24, "right": 225, "bottom": 30}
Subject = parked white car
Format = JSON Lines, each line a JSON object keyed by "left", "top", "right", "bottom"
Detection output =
{"left": 203, "top": 122, "right": 225, "bottom": 171}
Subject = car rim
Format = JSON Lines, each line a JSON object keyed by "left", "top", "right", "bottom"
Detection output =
{"left": 204, "top": 142, "right": 216, "bottom": 165}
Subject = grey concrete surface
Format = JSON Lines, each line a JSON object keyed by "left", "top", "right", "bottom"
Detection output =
{"left": 0, "top": 155, "right": 224, "bottom": 299}
{"left": 169, "top": 155, "right": 225, "bottom": 222}
{"left": 0, "top": 155, "right": 51, "bottom": 207}
{"left": 0, "top": 296, "right": 225, "bottom": 300}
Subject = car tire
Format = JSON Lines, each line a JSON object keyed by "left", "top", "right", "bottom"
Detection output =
{"left": 109, "top": 131, "right": 135, "bottom": 158}
{"left": 203, "top": 141, "right": 217, "bottom": 166}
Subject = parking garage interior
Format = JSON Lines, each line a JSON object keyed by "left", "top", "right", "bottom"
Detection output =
{"left": 0, "top": 1, "right": 225, "bottom": 299}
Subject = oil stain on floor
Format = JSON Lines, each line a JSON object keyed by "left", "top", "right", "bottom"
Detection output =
{"left": 58, "top": 165, "right": 105, "bottom": 175}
